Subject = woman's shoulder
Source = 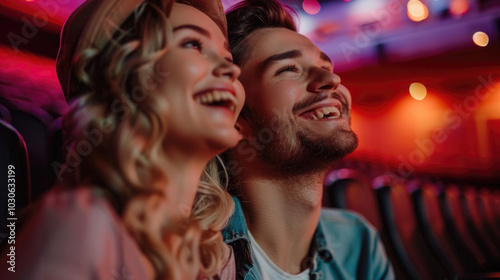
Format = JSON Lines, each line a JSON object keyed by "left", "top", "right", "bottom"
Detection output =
{"left": 7, "top": 187, "right": 148, "bottom": 279}
{"left": 30, "top": 186, "right": 132, "bottom": 254}
{"left": 18, "top": 187, "right": 122, "bottom": 250}
{"left": 41, "top": 186, "right": 110, "bottom": 209}
{"left": 29, "top": 187, "right": 118, "bottom": 230}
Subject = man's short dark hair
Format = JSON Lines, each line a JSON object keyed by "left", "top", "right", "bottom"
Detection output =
{"left": 226, "top": 0, "right": 297, "bottom": 67}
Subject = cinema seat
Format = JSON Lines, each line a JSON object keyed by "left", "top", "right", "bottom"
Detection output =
{"left": 9, "top": 109, "right": 53, "bottom": 201}
{"left": 492, "top": 190, "right": 500, "bottom": 228}
{"left": 0, "top": 103, "right": 11, "bottom": 122}
{"left": 462, "top": 186, "right": 500, "bottom": 264}
{"left": 47, "top": 116, "right": 64, "bottom": 187}
{"left": 374, "top": 176, "right": 446, "bottom": 280}
{"left": 441, "top": 184, "right": 489, "bottom": 271}
{"left": 415, "top": 181, "right": 466, "bottom": 275}
{"left": 478, "top": 188, "right": 500, "bottom": 243}
{"left": 324, "top": 169, "right": 383, "bottom": 230}
{"left": 0, "top": 119, "right": 31, "bottom": 235}
{"left": 325, "top": 170, "right": 418, "bottom": 280}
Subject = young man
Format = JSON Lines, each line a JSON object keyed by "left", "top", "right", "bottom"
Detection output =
{"left": 222, "top": 0, "right": 394, "bottom": 279}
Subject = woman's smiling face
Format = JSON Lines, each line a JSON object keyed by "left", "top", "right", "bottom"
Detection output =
{"left": 157, "top": 3, "right": 244, "bottom": 155}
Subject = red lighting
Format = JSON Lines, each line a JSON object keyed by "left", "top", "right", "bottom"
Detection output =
{"left": 450, "top": 0, "right": 469, "bottom": 16}
{"left": 302, "top": 0, "right": 321, "bottom": 15}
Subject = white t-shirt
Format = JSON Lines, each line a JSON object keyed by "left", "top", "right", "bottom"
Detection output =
{"left": 248, "top": 232, "right": 310, "bottom": 280}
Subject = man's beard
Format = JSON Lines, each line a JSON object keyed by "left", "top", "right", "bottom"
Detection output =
{"left": 244, "top": 106, "right": 358, "bottom": 176}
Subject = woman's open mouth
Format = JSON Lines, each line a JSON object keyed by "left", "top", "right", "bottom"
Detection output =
{"left": 194, "top": 90, "right": 237, "bottom": 113}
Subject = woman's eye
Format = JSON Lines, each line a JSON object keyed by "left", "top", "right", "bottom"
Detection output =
{"left": 275, "top": 65, "right": 297, "bottom": 75}
{"left": 182, "top": 39, "right": 203, "bottom": 51}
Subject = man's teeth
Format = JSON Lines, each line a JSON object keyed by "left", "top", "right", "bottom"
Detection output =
{"left": 310, "top": 106, "right": 340, "bottom": 120}
{"left": 195, "top": 90, "right": 237, "bottom": 111}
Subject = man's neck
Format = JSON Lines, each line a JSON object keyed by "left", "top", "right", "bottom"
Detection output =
{"left": 238, "top": 169, "right": 327, "bottom": 274}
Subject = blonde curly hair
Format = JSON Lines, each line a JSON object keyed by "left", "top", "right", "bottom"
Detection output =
{"left": 59, "top": 1, "right": 234, "bottom": 279}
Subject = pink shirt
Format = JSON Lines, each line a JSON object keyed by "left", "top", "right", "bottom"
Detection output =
{"left": 219, "top": 247, "right": 236, "bottom": 280}
{"left": 1, "top": 188, "right": 235, "bottom": 279}
{"left": 1, "top": 188, "right": 149, "bottom": 280}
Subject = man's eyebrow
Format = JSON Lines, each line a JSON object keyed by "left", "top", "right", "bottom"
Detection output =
{"left": 320, "top": 51, "right": 332, "bottom": 65}
{"left": 173, "top": 24, "right": 211, "bottom": 38}
{"left": 260, "top": 49, "right": 302, "bottom": 71}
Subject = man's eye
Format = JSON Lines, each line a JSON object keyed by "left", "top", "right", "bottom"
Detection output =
{"left": 275, "top": 65, "right": 297, "bottom": 75}
{"left": 182, "top": 38, "right": 203, "bottom": 51}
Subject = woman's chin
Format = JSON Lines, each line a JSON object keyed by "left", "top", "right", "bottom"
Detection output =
{"left": 207, "top": 132, "right": 242, "bottom": 154}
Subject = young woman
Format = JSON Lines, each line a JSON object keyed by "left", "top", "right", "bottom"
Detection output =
{"left": 0, "top": 0, "right": 243, "bottom": 279}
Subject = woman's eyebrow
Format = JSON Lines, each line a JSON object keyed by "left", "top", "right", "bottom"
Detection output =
{"left": 173, "top": 24, "right": 211, "bottom": 38}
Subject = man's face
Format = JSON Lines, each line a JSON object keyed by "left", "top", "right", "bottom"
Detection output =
{"left": 237, "top": 27, "right": 358, "bottom": 174}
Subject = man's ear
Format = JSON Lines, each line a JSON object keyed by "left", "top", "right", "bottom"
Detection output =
{"left": 235, "top": 117, "right": 252, "bottom": 140}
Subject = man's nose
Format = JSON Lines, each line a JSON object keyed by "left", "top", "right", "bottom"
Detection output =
{"left": 306, "top": 68, "right": 341, "bottom": 93}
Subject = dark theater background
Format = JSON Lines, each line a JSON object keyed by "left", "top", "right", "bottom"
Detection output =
{"left": 1, "top": 0, "right": 500, "bottom": 279}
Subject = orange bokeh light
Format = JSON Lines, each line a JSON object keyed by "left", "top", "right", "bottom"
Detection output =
{"left": 407, "top": 0, "right": 429, "bottom": 22}
{"left": 472, "top": 31, "right": 489, "bottom": 47}
{"left": 409, "top": 82, "right": 427, "bottom": 100}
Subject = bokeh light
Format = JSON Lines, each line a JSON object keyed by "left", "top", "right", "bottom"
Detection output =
{"left": 450, "top": 0, "right": 469, "bottom": 16}
{"left": 472, "top": 31, "right": 489, "bottom": 47}
{"left": 303, "top": 0, "right": 321, "bottom": 15}
{"left": 407, "top": 0, "right": 429, "bottom": 22}
{"left": 409, "top": 82, "right": 427, "bottom": 100}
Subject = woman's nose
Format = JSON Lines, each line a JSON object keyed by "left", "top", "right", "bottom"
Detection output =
{"left": 213, "top": 57, "right": 241, "bottom": 81}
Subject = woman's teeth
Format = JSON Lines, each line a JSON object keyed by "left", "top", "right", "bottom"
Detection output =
{"left": 195, "top": 90, "right": 237, "bottom": 112}
{"left": 308, "top": 106, "right": 341, "bottom": 120}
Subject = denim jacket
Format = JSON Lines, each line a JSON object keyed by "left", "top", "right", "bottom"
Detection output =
{"left": 222, "top": 196, "right": 394, "bottom": 280}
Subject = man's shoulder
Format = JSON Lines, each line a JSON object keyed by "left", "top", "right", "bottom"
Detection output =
{"left": 222, "top": 196, "right": 248, "bottom": 241}
{"left": 319, "top": 209, "right": 395, "bottom": 279}
{"left": 320, "top": 208, "right": 374, "bottom": 228}
{"left": 318, "top": 208, "right": 378, "bottom": 241}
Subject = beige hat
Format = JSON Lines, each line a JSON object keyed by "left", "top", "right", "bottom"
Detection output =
{"left": 56, "top": 0, "right": 228, "bottom": 102}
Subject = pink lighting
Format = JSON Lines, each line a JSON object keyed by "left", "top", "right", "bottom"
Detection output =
{"left": 302, "top": 0, "right": 321, "bottom": 15}
{"left": 450, "top": 0, "right": 470, "bottom": 16}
